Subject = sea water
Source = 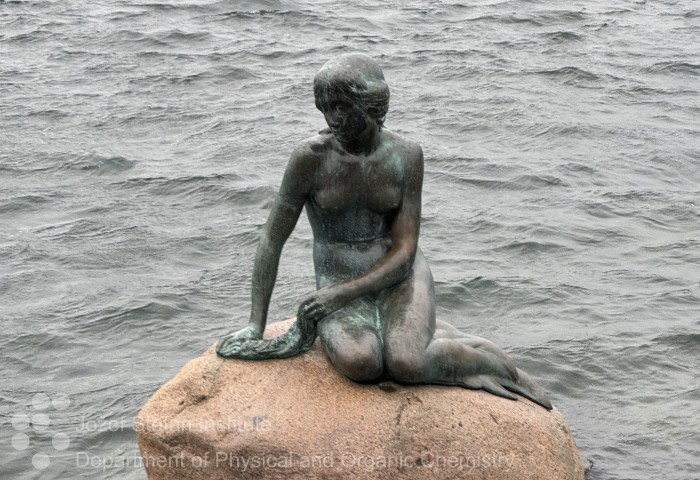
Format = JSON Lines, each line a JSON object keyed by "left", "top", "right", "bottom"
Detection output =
{"left": 1, "top": 1, "right": 698, "bottom": 478}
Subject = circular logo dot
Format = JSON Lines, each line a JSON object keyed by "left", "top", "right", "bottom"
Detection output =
{"left": 11, "top": 413, "right": 30, "bottom": 431}
{"left": 52, "top": 393, "right": 70, "bottom": 411}
{"left": 12, "top": 432, "right": 30, "bottom": 451}
{"left": 31, "top": 413, "right": 50, "bottom": 432}
{"left": 32, "top": 393, "right": 51, "bottom": 411}
{"left": 52, "top": 432, "right": 70, "bottom": 451}
{"left": 32, "top": 453, "right": 51, "bottom": 470}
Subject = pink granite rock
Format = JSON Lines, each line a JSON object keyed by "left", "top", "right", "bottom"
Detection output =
{"left": 136, "top": 319, "right": 584, "bottom": 480}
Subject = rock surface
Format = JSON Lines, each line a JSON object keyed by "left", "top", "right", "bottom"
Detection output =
{"left": 136, "top": 319, "right": 584, "bottom": 480}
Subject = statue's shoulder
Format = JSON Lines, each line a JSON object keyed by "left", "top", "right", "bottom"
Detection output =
{"left": 381, "top": 129, "right": 424, "bottom": 162}
{"left": 295, "top": 130, "right": 334, "bottom": 154}
{"left": 288, "top": 132, "right": 332, "bottom": 167}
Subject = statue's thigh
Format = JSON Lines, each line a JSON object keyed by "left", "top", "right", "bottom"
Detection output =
{"left": 318, "top": 296, "right": 381, "bottom": 351}
{"left": 380, "top": 251, "right": 436, "bottom": 353}
{"left": 317, "top": 297, "right": 383, "bottom": 380}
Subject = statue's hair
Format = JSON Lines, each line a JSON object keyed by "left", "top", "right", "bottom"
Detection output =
{"left": 313, "top": 53, "right": 390, "bottom": 129}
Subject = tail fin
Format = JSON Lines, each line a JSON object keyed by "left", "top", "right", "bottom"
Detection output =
{"left": 503, "top": 368, "right": 553, "bottom": 410}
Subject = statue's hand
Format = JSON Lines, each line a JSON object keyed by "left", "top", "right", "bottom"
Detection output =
{"left": 298, "top": 286, "right": 349, "bottom": 323}
{"left": 216, "top": 324, "right": 263, "bottom": 356}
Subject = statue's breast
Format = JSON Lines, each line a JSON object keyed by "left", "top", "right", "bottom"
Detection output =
{"left": 364, "top": 180, "right": 402, "bottom": 214}
{"left": 312, "top": 155, "right": 403, "bottom": 215}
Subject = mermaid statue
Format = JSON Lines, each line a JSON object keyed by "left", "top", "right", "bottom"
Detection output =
{"left": 216, "top": 53, "right": 552, "bottom": 410}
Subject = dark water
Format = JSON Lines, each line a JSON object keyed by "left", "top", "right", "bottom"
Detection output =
{"left": 1, "top": 0, "right": 698, "bottom": 478}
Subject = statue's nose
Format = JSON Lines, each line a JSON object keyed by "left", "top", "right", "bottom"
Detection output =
{"left": 326, "top": 111, "right": 342, "bottom": 129}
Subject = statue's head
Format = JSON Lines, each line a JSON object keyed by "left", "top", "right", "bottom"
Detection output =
{"left": 313, "top": 53, "right": 390, "bottom": 130}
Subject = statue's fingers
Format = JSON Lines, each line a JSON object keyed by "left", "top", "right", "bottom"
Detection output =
{"left": 216, "top": 336, "right": 229, "bottom": 350}
{"left": 301, "top": 299, "right": 319, "bottom": 312}
{"left": 218, "top": 346, "right": 235, "bottom": 358}
{"left": 299, "top": 298, "right": 314, "bottom": 308}
{"left": 298, "top": 298, "right": 314, "bottom": 312}
{"left": 216, "top": 340, "right": 229, "bottom": 355}
{"left": 219, "top": 337, "right": 245, "bottom": 356}
{"left": 220, "top": 337, "right": 234, "bottom": 350}
{"left": 305, "top": 300, "right": 322, "bottom": 312}
{"left": 218, "top": 335, "right": 242, "bottom": 352}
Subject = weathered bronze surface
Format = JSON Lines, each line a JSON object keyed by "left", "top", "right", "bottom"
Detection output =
{"left": 216, "top": 53, "right": 552, "bottom": 410}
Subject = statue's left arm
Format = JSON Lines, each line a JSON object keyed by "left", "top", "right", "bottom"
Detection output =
{"left": 299, "top": 143, "right": 423, "bottom": 322}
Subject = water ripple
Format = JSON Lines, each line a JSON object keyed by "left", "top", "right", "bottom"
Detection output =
{"left": 2, "top": 1, "right": 699, "bottom": 479}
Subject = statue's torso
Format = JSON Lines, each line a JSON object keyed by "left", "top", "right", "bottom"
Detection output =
{"left": 304, "top": 130, "right": 412, "bottom": 286}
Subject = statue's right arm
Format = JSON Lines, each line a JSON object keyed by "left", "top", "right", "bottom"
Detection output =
{"left": 246, "top": 144, "right": 317, "bottom": 335}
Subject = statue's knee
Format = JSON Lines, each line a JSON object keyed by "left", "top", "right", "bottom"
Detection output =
{"left": 332, "top": 345, "right": 383, "bottom": 382}
{"left": 385, "top": 350, "right": 424, "bottom": 383}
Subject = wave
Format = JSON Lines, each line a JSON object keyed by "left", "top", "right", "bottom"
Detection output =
{"left": 490, "top": 240, "right": 571, "bottom": 255}
{"left": 34, "top": 219, "right": 140, "bottom": 242}
{"left": 64, "top": 301, "right": 187, "bottom": 338}
{"left": 125, "top": 2, "right": 207, "bottom": 13}
{"left": 642, "top": 239, "right": 700, "bottom": 253}
{"left": 1, "top": 331, "right": 68, "bottom": 353}
{"left": 111, "top": 175, "right": 277, "bottom": 208}
{"left": 651, "top": 332, "right": 700, "bottom": 352}
{"left": 466, "top": 10, "right": 586, "bottom": 27}
{"left": 600, "top": 190, "right": 668, "bottom": 202}
{"left": 1, "top": 29, "right": 65, "bottom": 44}
{"left": 105, "top": 29, "right": 168, "bottom": 48}
{"left": 106, "top": 0, "right": 284, "bottom": 17}
{"left": 642, "top": 61, "right": 700, "bottom": 76}
{"left": 127, "top": 65, "right": 258, "bottom": 86}
{"left": 427, "top": 64, "right": 482, "bottom": 80}
{"left": 0, "top": 239, "right": 51, "bottom": 264}
{"left": 434, "top": 277, "right": 503, "bottom": 310}
{"left": 558, "top": 162, "right": 598, "bottom": 175}
{"left": 615, "top": 84, "right": 696, "bottom": 97}
{"left": 540, "top": 31, "right": 584, "bottom": 43}
{"left": 438, "top": 173, "right": 568, "bottom": 191}
{"left": 217, "top": 0, "right": 283, "bottom": 13}
{"left": 533, "top": 66, "right": 614, "bottom": 86}
{"left": 210, "top": 7, "right": 315, "bottom": 21}
{"left": 60, "top": 154, "right": 135, "bottom": 176}
{"left": 0, "top": 193, "right": 62, "bottom": 215}
{"left": 579, "top": 200, "right": 634, "bottom": 219}
{"left": 466, "top": 13, "right": 544, "bottom": 26}
{"left": 158, "top": 30, "right": 214, "bottom": 43}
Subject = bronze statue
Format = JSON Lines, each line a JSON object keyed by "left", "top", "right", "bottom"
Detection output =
{"left": 217, "top": 53, "right": 552, "bottom": 410}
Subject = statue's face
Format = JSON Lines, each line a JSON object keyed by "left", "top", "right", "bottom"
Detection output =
{"left": 320, "top": 93, "right": 371, "bottom": 146}
{"left": 314, "top": 54, "right": 389, "bottom": 147}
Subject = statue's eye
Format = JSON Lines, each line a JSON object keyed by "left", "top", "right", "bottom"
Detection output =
{"left": 335, "top": 102, "right": 350, "bottom": 113}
